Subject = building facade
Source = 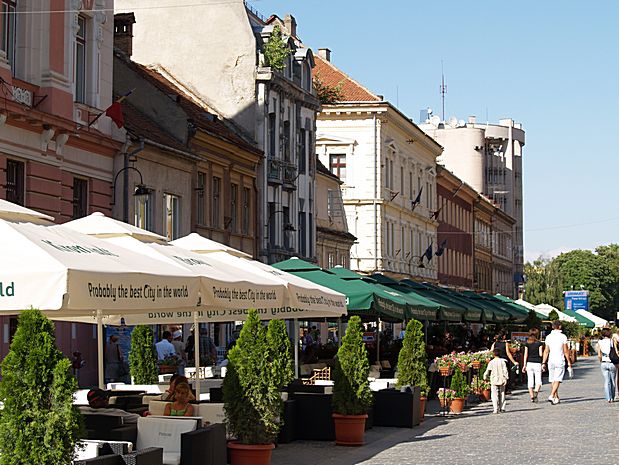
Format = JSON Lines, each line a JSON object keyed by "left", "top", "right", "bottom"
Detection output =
{"left": 314, "top": 52, "right": 442, "bottom": 281}
{"left": 435, "top": 165, "right": 476, "bottom": 289}
{"left": 420, "top": 114, "right": 525, "bottom": 294}
{"left": 315, "top": 158, "right": 355, "bottom": 269}
{"left": 115, "top": 1, "right": 320, "bottom": 264}
{"left": 0, "top": 0, "right": 122, "bottom": 386}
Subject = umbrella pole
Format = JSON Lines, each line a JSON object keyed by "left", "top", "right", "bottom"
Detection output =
{"left": 376, "top": 318, "right": 380, "bottom": 362}
{"left": 193, "top": 312, "right": 201, "bottom": 399}
{"left": 293, "top": 318, "right": 299, "bottom": 379}
{"left": 97, "top": 310, "right": 104, "bottom": 389}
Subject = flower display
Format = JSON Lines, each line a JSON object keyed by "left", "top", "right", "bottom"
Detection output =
{"left": 436, "top": 388, "right": 456, "bottom": 400}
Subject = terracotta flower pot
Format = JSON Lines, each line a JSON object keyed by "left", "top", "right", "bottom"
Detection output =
{"left": 457, "top": 363, "right": 468, "bottom": 373}
{"left": 439, "top": 366, "right": 452, "bottom": 376}
{"left": 419, "top": 397, "right": 426, "bottom": 422}
{"left": 228, "top": 442, "right": 274, "bottom": 465}
{"left": 449, "top": 397, "right": 465, "bottom": 414}
{"left": 480, "top": 389, "right": 491, "bottom": 402}
{"left": 333, "top": 413, "right": 367, "bottom": 446}
{"left": 438, "top": 397, "right": 451, "bottom": 408}
{"left": 471, "top": 360, "right": 481, "bottom": 370}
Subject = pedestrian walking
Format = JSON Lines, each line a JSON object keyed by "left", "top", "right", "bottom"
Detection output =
{"left": 484, "top": 348, "right": 509, "bottom": 414}
{"left": 542, "top": 320, "right": 573, "bottom": 405}
{"left": 491, "top": 330, "right": 519, "bottom": 391}
{"left": 612, "top": 327, "right": 619, "bottom": 400}
{"left": 597, "top": 328, "right": 617, "bottom": 403}
{"left": 523, "top": 328, "right": 544, "bottom": 402}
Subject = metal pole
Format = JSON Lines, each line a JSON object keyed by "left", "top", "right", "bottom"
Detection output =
{"left": 293, "top": 319, "right": 299, "bottom": 379}
{"left": 123, "top": 150, "right": 129, "bottom": 223}
{"left": 376, "top": 317, "right": 381, "bottom": 362}
{"left": 193, "top": 312, "right": 201, "bottom": 399}
{"left": 97, "top": 310, "right": 105, "bottom": 389}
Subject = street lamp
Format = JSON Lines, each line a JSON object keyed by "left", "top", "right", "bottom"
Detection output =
{"left": 111, "top": 165, "right": 149, "bottom": 223}
{"left": 265, "top": 209, "right": 296, "bottom": 261}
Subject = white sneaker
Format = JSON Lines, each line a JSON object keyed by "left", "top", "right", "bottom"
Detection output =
{"left": 548, "top": 395, "right": 554, "bottom": 403}
{"left": 552, "top": 397, "right": 560, "bottom": 405}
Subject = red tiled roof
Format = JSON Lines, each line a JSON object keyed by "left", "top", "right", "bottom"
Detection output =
{"left": 313, "top": 55, "right": 381, "bottom": 103}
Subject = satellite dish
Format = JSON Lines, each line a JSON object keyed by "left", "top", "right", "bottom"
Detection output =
{"left": 430, "top": 115, "right": 441, "bottom": 127}
{"left": 448, "top": 116, "right": 458, "bottom": 128}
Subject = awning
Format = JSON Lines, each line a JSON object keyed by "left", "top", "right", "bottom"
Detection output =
{"left": 459, "top": 291, "right": 512, "bottom": 323}
{"left": 398, "top": 279, "right": 465, "bottom": 322}
{"left": 575, "top": 309, "right": 608, "bottom": 328}
{"left": 328, "top": 267, "right": 441, "bottom": 321}
{"left": 513, "top": 298, "right": 548, "bottom": 320}
{"left": 534, "top": 303, "right": 577, "bottom": 322}
{"left": 561, "top": 308, "right": 595, "bottom": 328}
{"left": 273, "top": 258, "right": 408, "bottom": 321}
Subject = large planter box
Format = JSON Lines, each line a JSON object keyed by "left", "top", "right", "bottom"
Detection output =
{"left": 290, "top": 392, "right": 334, "bottom": 441}
{"left": 277, "top": 399, "right": 297, "bottom": 444}
{"left": 372, "top": 386, "right": 420, "bottom": 428}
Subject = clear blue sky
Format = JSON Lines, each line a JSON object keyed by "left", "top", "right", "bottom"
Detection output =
{"left": 249, "top": 0, "right": 619, "bottom": 262}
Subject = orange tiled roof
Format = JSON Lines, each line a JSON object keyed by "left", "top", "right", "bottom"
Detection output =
{"left": 313, "top": 54, "right": 381, "bottom": 103}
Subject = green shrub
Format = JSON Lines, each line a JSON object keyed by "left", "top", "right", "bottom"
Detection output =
{"left": 449, "top": 369, "right": 469, "bottom": 399}
{"left": 263, "top": 25, "right": 290, "bottom": 72}
{"left": 332, "top": 316, "right": 373, "bottom": 415}
{"left": 267, "top": 319, "right": 294, "bottom": 390}
{"left": 548, "top": 309, "right": 559, "bottom": 321}
{"left": 129, "top": 325, "right": 159, "bottom": 384}
{"left": 396, "top": 319, "right": 428, "bottom": 395}
{"left": 223, "top": 310, "right": 281, "bottom": 444}
{"left": 0, "top": 309, "right": 82, "bottom": 465}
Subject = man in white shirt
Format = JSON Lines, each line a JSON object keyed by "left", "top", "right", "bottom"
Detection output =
{"left": 156, "top": 331, "right": 177, "bottom": 361}
{"left": 542, "top": 320, "right": 573, "bottom": 404}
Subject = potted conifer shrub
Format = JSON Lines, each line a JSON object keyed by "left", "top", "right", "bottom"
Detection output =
{"left": 449, "top": 369, "right": 470, "bottom": 414}
{"left": 129, "top": 325, "right": 159, "bottom": 384}
{"left": 332, "top": 315, "right": 373, "bottom": 446}
{"left": 223, "top": 309, "right": 281, "bottom": 465}
{"left": 396, "top": 319, "right": 429, "bottom": 420}
{"left": 0, "top": 309, "right": 82, "bottom": 465}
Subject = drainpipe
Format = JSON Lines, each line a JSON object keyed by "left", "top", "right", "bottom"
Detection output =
{"left": 122, "top": 139, "right": 145, "bottom": 223}
{"left": 373, "top": 114, "right": 378, "bottom": 271}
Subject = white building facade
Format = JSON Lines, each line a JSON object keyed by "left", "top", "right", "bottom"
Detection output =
{"left": 420, "top": 115, "right": 525, "bottom": 292}
{"left": 115, "top": 1, "right": 319, "bottom": 263}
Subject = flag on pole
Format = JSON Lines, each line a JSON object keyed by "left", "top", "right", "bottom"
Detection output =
{"left": 411, "top": 187, "right": 423, "bottom": 210}
{"left": 88, "top": 89, "right": 134, "bottom": 129}
{"left": 435, "top": 239, "right": 448, "bottom": 256}
{"left": 422, "top": 242, "right": 433, "bottom": 262}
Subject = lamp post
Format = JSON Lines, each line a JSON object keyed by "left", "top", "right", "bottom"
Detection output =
{"left": 111, "top": 165, "right": 149, "bottom": 223}
{"left": 265, "top": 209, "right": 296, "bottom": 262}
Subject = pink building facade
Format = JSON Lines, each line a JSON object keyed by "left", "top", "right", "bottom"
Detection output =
{"left": 0, "top": 0, "right": 121, "bottom": 386}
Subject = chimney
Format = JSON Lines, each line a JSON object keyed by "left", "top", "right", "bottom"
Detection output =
{"left": 284, "top": 14, "right": 297, "bottom": 38}
{"left": 318, "top": 48, "right": 331, "bottom": 62}
{"left": 114, "top": 13, "right": 136, "bottom": 57}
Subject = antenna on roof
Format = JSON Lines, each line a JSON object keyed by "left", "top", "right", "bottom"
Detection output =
{"left": 440, "top": 60, "right": 447, "bottom": 122}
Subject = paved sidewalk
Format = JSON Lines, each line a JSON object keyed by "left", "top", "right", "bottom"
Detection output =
{"left": 272, "top": 357, "right": 619, "bottom": 465}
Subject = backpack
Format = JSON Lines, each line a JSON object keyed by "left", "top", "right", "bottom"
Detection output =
{"left": 610, "top": 340, "right": 619, "bottom": 365}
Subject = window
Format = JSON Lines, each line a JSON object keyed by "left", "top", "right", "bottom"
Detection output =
{"left": 2, "top": 0, "right": 17, "bottom": 70}
{"left": 163, "top": 193, "right": 180, "bottom": 240}
{"left": 268, "top": 202, "right": 277, "bottom": 248}
{"left": 400, "top": 166, "right": 404, "bottom": 195}
{"left": 329, "top": 153, "right": 346, "bottom": 181}
{"left": 5, "top": 159, "right": 24, "bottom": 205}
{"left": 72, "top": 178, "right": 88, "bottom": 219}
{"left": 268, "top": 112, "right": 276, "bottom": 158}
{"left": 135, "top": 191, "right": 154, "bottom": 232}
{"left": 328, "top": 252, "right": 336, "bottom": 269}
{"left": 196, "top": 171, "right": 206, "bottom": 225}
{"left": 229, "top": 183, "right": 238, "bottom": 232}
{"left": 283, "top": 206, "right": 291, "bottom": 249}
{"left": 211, "top": 176, "right": 220, "bottom": 228}
{"left": 242, "top": 187, "right": 250, "bottom": 235}
{"left": 409, "top": 171, "right": 413, "bottom": 199}
{"left": 298, "top": 211, "right": 306, "bottom": 257}
{"left": 75, "top": 15, "right": 87, "bottom": 103}
{"left": 283, "top": 120, "right": 291, "bottom": 161}
{"left": 298, "top": 128, "right": 306, "bottom": 174}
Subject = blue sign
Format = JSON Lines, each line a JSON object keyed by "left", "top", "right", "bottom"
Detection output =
{"left": 564, "top": 290, "right": 589, "bottom": 312}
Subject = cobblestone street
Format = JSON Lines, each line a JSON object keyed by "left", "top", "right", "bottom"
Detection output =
{"left": 272, "top": 357, "right": 619, "bottom": 465}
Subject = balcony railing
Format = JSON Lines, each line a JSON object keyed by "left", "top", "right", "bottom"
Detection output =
{"left": 267, "top": 158, "right": 282, "bottom": 184}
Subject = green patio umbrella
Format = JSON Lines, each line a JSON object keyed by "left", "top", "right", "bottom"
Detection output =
{"left": 273, "top": 258, "right": 409, "bottom": 321}
{"left": 459, "top": 291, "right": 516, "bottom": 323}
{"left": 561, "top": 308, "right": 595, "bottom": 328}
{"left": 419, "top": 282, "right": 485, "bottom": 323}
{"left": 397, "top": 279, "right": 466, "bottom": 322}
{"left": 493, "top": 294, "right": 544, "bottom": 321}
{"left": 328, "top": 267, "right": 441, "bottom": 321}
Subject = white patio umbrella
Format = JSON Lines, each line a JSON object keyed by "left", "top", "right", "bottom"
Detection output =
{"left": 534, "top": 303, "right": 577, "bottom": 322}
{"left": 172, "top": 232, "right": 348, "bottom": 377}
{"left": 0, "top": 199, "right": 54, "bottom": 224}
{"left": 575, "top": 309, "right": 609, "bottom": 328}
{"left": 173, "top": 232, "right": 251, "bottom": 258}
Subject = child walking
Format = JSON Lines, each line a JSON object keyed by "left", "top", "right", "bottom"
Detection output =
{"left": 484, "top": 348, "right": 509, "bottom": 414}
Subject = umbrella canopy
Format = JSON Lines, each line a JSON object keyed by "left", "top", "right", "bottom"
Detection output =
{"left": 61, "top": 213, "right": 294, "bottom": 323}
{"left": 494, "top": 294, "right": 542, "bottom": 321}
{"left": 458, "top": 291, "right": 512, "bottom": 323}
{"left": 273, "top": 258, "right": 408, "bottom": 321}
{"left": 575, "top": 309, "right": 608, "bottom": 328}
{"left": 0, "top": 199, "right": 54, "bottom": 224}
{"left": 172, "top": 233, "right": 251, "bottom": 258}
{"left": 534, "top": 303, "right": 577, "bottom": 322}
{"left": 513, "top": 298, "right": 548, "bottom": 320}
{"left": 172, "top": 234, "right": 347, "bottom": 320}
{"left": 397, "top": 279, "right": 466, "bottom": 322}
{"left": 0, "top": 219, "right": 200, "bottom": 314}
{"left": 561, "top": 308, "right": 595, "bottom": 328}
{"left": 328, "top": 267, "right": 441, "bottom": 321}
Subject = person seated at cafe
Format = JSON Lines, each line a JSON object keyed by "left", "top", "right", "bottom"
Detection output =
{"left": 163, "top": 382, "right": 194, "bottom": 417}
{"left": 79, "top": 388, "right": 140, "bottom": 424}
{"left": 161, "top": 374, "right": 189, "bottom": 401}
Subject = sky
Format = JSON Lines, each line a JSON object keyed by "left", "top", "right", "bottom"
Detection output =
{"left": 248, "top": 0, "right": 619, "bottom": 262}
